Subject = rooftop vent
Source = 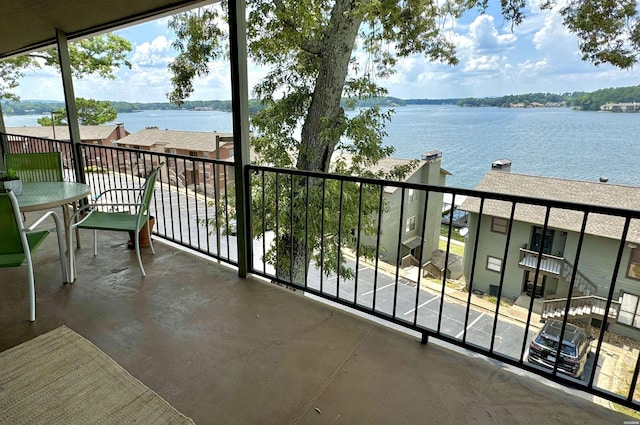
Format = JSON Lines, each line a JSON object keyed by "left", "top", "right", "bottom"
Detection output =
{"left": 491, "top": 159, "right": 512, "bottom": 172}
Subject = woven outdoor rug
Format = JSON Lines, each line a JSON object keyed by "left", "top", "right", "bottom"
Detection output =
{"left": 0, "top": 326, "right": 195, "bottom": 425}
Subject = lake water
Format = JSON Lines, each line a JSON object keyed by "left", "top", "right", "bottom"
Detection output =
{"left": 5, "top": 105, "right": 640, "bottom": 189}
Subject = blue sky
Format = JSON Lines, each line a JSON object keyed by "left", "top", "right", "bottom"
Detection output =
{"left": 13, "top": 2, "right": 640, "bottom": 102}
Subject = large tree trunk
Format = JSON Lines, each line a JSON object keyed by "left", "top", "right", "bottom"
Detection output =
{"left": 278, "top": 0, "right": 363, "bottom": 285}
{"left": 297, "top": 0, "right": 362, "bottom": 173}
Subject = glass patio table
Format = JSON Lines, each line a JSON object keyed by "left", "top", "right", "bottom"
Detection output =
{"left": 17, "top": 182, "right": 92, "bottom": 281}
{"left": 17, "top": 181, "right": 91, "bottom": 213}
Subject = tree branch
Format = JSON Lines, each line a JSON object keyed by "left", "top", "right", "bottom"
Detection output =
{"left": 273, "top": 0, "right": 322, "bottom": 55}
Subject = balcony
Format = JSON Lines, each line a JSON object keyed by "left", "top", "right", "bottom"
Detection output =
{"left": 519, "top": 248, "right": 598, "bottom": 296}
{"left": 3, "top": 135, "right": 640, "bottom": 420}
{"left": 1, "top": 226, "right": 630, "bottom": 425}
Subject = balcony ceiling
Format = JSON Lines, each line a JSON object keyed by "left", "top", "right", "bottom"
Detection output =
{"left": 0, "top": 0, "right": 211, "bottom": 59}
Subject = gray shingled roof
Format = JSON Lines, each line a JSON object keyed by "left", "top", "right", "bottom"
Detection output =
{"left": 461, "top": 171, "right": 640, "bottom": 242}
{"left": 333, "top": 151, "right": 450, "bottom": 193}
{"left": 116, "top": 128, "right": 232, "bottom": 151}
{"left": 6, "top": 125, "right": 123, "bottom": 141}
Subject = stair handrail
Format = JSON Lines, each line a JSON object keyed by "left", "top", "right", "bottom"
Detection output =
{"left": 560, "top": 258, "right": 598, "bottom": 296}
{"left": 541, "top": 295, "right": 621, "bottom": 322}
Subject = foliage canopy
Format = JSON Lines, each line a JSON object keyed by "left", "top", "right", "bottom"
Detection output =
{"left": 0, "top": 33, "right": 132, "bottom": 101}
{"left": 171, "top": 0, "right": 640, "bottom": 283}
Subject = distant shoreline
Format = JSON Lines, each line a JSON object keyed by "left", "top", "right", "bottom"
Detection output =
{"left": 3, "top": 84, "right": 640, "bottom": 114}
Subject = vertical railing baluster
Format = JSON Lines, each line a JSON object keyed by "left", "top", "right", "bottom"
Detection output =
{"left": 463, "top": 196, "right": 485, "bottom": 343}
{"left": 354, "top": 183, "right": 364, "bottom": 305}
{"left": 275, "top": 172, "right": 280, "bottom": 282}
{"left": 320, "top": 177, "right": 326, "bottom": 293}
{"left": 337, "top": 180, "right": 344, "bottom": 298}
{"left": 413, "top": 187, "right": 430, "bottom": 327}
{"left": 392, "top": 188, "right": 407, "bottom": 319}
{"left": 290, "top": 174, "right": 294, "bottom": 284}
{"left": 372, "top": 185, "right": 384, "bottom": 313}
{"left": 489, "top": 202, "right": 516, "bottom": 354}
{"left": 261, "top": 171, "right": 267, "bottom": 274}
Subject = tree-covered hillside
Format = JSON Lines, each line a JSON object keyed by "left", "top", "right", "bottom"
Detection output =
{"left": 457, "top": 92, "right": 570, "bottom": 107}
{"left": 456, "top": 86, "right": 640, "bottom": 110}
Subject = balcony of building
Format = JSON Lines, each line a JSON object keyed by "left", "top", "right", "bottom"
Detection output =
{"left": 1, "top": 224, "right": 631, "bottom": 425}
{"left": 2, "top": 136, "right": 640, "bottom": 422}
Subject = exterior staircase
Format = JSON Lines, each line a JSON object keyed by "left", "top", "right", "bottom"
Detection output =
{"left": 541, "top": 296, "right": 621, "bottom": 323}
{"left": 519, "top": 248, "right": 620, "bottom": 322}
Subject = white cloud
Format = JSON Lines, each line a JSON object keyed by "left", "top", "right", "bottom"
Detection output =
{"left": 466, "top": 15, "right": 517, "bottom": 54}
{"left": 131, "top": 36, "right": 174, "bottom": 67}
{"left": 10, "top": 6, "right": 640, "bottom": 103}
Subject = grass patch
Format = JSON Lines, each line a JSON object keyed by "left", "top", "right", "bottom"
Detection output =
{"left": 438, "top": 238, "right": 465, "bottom": 257}
{"left": 440, "top": 224, "right": 466, "bottom": 242}
{"left": 482, "top": 295, "right": 513, "bottom": 307}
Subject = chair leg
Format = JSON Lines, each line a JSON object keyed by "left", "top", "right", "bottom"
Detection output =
{"left": 69, "top": 224, "right": 76, "bottom": 283}
{"left": 146, "top": 220, "right": 155, "bottom": 255}
{"left": 93, "top": 229, "right": 98, "bottom": 256}
{"left": 55, "top": 222, "right": 69, "bottom": 284}
{"left": 73, "top": 202, "right": 81, "bottom": 249}
{"left": 135, "top": 230, "right": 146, "bottom": 277}
{"left": 27, "top": 261, "right": 35, "bottom": 322}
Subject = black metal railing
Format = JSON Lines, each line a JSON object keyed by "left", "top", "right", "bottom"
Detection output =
{"left": 246, "top": 164, "right": 640, "bottom": 411}
{"left": 4, "top": 132, "right": 640, "bottom": 411}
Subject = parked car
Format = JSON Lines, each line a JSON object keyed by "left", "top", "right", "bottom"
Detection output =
{"left": 528, "top": 319, "right": 592, "bottom": 379}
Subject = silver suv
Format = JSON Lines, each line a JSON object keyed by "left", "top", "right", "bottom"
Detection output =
{"left": 528, "top": 320, "right": 592, "bottom": 379}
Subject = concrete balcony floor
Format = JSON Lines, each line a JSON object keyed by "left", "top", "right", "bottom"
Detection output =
{"left": 1, "top": 226, "right": 633, "bottom": 425}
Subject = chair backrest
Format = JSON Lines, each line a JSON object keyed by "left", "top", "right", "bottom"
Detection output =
{"left": 0, "top": 189, "right": 27, "bottom": 257}
{"left": 5, "top": 152, "right": 64, "bottom": 182}
{"left": 139, "top": 162, "right": 164, "bottom": 216}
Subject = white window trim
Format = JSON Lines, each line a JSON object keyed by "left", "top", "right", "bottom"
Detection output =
{"left": 491, "top": 217, "right": 509, "bottom": 234}
{"left": 619, "top": 292, "right": 640, "bottom": 328}
{"left": 406, "top": 216, "right": 416, "bottom": 233}
{"left": 487, "top": 256, "right": 502, "bottom": 273}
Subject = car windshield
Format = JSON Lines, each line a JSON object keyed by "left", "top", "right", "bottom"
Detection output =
{"left": 535, "top": 335, "right": 577, "bottom": 357}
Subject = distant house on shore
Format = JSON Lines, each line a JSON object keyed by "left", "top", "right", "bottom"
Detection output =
{"left": 600, "top": 102, "right": 640, "bottom": 112}
{"left": 461, "top": 161, "right": 640, "bottom": 339}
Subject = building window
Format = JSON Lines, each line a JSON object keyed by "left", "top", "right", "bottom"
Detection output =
{"left": 407, "top": 188, "right": 418, "bottom": 203}
{"left": 486, "top": 256, "right": 502, "bottom": 272}
{"left": 491, "top": 217, "right": 509, "bottom": 234}
{"left": 619, "top": 293, "right": 640, "bottom": 328}
{"left": 406, "top": 216, "right": 416, "bottom": 233}
{"left": 189, "top": 151, "right": 198, "bottom": 157}
{"left": 627, "top": 247, "right": 640, "bottom": 280}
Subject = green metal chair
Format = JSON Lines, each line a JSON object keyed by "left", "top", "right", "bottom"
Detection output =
{"left": 0, "top": 189, "right": 68, "bottom": 321}
{"left": 68, "top": 163, "right": 163, "bottom": 282}
{"left": 5, "top": 151, "right": 82, "bottom": 245}
{"left": 5, "top": 152, "right": 64, "bottom": 182}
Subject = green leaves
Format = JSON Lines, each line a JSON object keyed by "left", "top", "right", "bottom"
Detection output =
{"left": 558, "top": 0, "right": 640, "bottom": 68}
{"left": 0, "top": 33, "right": 131, "bottom": 100}
{"left": 167, "top": 8, "right": 225, "bottom": 104}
